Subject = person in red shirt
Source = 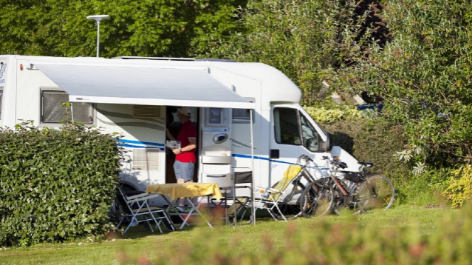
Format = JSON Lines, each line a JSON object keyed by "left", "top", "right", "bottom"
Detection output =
{"left": 165, "top": 107, "right": 197, "bottom": 212}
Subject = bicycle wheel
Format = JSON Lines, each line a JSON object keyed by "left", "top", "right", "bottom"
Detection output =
{"left": 300, "top": 181, "right": 333, "bottom": 218}
{"left": 332, "top": 183, "right": 363, "bottom": 216}
{"left": 358, "top": 175, "right": 395, "bottom": 212}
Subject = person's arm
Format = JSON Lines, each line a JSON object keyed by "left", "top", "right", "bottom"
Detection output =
{"left": 173, "top": 137, "right": 196, "bottom": 155}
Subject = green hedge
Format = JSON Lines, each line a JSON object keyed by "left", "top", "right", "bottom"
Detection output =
{"left": 322, "top": 117, "right": 409, "bottom": 177}
{"left": 0, "top": 122, "right": 121, "bottom": 247}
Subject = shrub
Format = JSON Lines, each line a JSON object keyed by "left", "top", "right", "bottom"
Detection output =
{"left": 304, "top": 104, "right": 364, "bottom": 124}
{"left": 0, "top": 121, "right": 122, "bottom": 247}
{"left": 321, "top": 117, "right": 409, "bottom": 176}
{"left": 119, "top": 205, "right": 472, "bottom": 265}
{"left": 443, "top": 165, "right": 472, "bottom": 208}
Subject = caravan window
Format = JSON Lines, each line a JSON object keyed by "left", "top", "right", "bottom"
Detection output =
{"left": 300, "top": 112, "right": 319, "bottom": 152}
{"left": 0, "top": 88, "right": 3, "bottom": 120}
{"left": 274, "top": 108, "right": 320, "bottom": 151}
{"left": 232, "top": 109, "right": 255, "bottom": 123}
{"left": 232, "top": 98, "right": 255, "bottom": 123}
{"left": 41, "top": 91, "right": 93, "bottom": 124}
{"left": 274, "top": 108, "right": 301, "bottom": 145}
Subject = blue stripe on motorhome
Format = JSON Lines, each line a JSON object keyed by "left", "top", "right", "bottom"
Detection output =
{"left": 232, "top": 154, "right": 327, "bottom": 169}
{"left": 119, "top": 139, "right": 165, "bottom": 146}
{"left": 117, "top": 144, "right": 164, "bottom": 151}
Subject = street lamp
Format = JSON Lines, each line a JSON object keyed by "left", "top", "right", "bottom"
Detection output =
{"left": 86, "top": 15, "right": 109, "bottom": 57}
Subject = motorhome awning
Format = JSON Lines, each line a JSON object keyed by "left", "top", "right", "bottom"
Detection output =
{"left": 34, "top": 63, "right": 255, "bottom": 109}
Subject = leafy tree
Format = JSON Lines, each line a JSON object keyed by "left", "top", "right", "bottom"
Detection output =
{"left": 206, "top": 0, "right": 386, "bottom": 104}
{"left": 0, "top": 0, "right": 246, "bottom": 57}
{"left": 336, "top": 0, "right": 472, "bottom": 169}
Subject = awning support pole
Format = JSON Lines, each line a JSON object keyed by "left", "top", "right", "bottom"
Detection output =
{"left": 250, "top": 109, "right": 255, "bottom": 226}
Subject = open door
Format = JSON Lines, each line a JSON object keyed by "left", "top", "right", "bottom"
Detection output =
{"left": 165, "top": 106, "right": 199, "bottom": 183}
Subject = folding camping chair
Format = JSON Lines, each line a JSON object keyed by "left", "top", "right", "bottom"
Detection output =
{"left": 210, "top": 171, "right": 253, "bottom": 225}
{"left": 253, "top": 165, "right": 303, "bottom": 222}
{"left": 115, "top": 186, "right": 175, "bottom": 234}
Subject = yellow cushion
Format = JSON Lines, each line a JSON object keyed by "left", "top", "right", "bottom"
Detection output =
{"left": 272, "top": 165, "right": 302, "bottom": 201}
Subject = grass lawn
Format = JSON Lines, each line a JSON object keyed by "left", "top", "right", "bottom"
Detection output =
{"left": 0, "top": 204, "right": 455, "bottom": 265}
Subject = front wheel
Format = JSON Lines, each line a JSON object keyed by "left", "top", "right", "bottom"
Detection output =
{"left": 300, "top": 181, "right": 333, "bottom": 218}
{"left": 358, "top": 175, "right": 395, "bottom": 212}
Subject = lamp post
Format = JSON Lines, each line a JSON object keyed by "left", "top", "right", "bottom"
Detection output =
{"left": 86, "top": 15, "right": 109, "bottom": 57}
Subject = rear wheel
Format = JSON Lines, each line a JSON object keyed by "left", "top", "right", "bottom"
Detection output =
{"left": 300, "top": 181, "right": 333, "bottom": 218}
{"left": 332, "top": 185, "right": 363, "bottom": 215}
{"left": 358, "top": 175, "right": 395, "bottom": 212}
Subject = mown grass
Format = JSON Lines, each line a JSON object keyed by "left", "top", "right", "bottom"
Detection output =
{"left": 0, "top": 204, "right": 454, "bottom": 265}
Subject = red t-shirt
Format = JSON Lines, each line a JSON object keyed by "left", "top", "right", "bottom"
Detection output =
{"left": 176, "top": 120, "right": 197, "bottom": 163}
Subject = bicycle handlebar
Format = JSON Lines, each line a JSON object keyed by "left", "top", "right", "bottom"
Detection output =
{"left": 322, "top": 156, "right": 348, "bottom": 169}
{"left": 296, "top": 154, "right": 314, "bottom": 165}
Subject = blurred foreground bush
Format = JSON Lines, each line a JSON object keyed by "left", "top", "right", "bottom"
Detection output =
{"left": 120, "top": 206, "right": 471, "bottom": 265}
{"left": 0, "top": 121, "right": 121, "bottom": 247}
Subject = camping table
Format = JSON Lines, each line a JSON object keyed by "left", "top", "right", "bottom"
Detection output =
{"left": 145, "top": 183, "right": 222, "bottom": 229}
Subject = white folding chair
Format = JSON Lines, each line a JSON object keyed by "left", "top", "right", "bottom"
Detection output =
{"left": 115, "top": 186, "right": 175, "bottom": 234}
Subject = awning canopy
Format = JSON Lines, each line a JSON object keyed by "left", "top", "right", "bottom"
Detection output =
{"left": 34, "top": 63, "right": 255, "bottom": 109}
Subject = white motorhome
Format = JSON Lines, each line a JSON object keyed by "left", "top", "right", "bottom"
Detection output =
{"left": 0, "top": 55, "right": 359, "bottom": 205}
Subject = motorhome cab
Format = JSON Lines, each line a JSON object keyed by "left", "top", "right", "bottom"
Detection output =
{"left": 0, "top": 55, "right": 359, "bottom": 205}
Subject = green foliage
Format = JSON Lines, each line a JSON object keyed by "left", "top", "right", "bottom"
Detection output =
{"left": 321, "top": 117, "right": 455, "bottom": 206}
{"left": 394, "top": 168, "right": 451, "bottom": 206}
{"left": 207, "top": 0, "right": 342, "bottom": 103}
{"left": 207, "top": 0, "right": 386, "bottom": 104}
{"left": 0, "top": 121, "right": 122, "bottom": 247}
{"left": 336, "top": 0, "right": 472, "bottom": 168}
{"left": 322, "top": 117, "right": 408, "bottom": 176}
{"left": 0, "top": 0, "right": 246, "bottom": 57}
{"left": 443, "top": 165, "right": 472, "bottom": 208}
{"left": 118, "top": 205, "right": 472, "bottom": 265}
{"left": 304, "top": 104, "right": 363, "bottom": 123}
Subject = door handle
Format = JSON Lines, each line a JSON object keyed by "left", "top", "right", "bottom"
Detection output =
{"left": 270, "top": 149, "right": 279, "bottom": 159}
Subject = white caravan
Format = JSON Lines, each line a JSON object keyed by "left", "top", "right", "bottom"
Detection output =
{"left": 0, "top": 55, "right": 359, "bottom": 205}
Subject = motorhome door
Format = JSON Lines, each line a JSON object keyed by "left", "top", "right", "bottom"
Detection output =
{"left": 269, "top": 104, "right": 328, "bottom": 187}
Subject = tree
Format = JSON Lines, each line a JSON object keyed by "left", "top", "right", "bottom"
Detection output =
{"left": 0, "top": 0, "right": 246, "bottom": 57}
{"left": 206, "top": 0, "right": 386, "bottom": 104}
{"left": 336, "top": 0, "right": 472, "bottom": 169}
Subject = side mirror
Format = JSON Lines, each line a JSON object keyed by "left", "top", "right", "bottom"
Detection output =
{"left": 320, "top": 132, "right": 333, "bottom": 152}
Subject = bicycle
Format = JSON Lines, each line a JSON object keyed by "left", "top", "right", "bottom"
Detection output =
{"left": 299, "top": 156, "right": 358, "bottom": 217}
{"left": 300, "top": 156, "right": 395, "bottom": 217}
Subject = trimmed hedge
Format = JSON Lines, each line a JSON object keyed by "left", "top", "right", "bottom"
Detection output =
{"left": 0, "top": 121, "right": 121, "bottom": 247}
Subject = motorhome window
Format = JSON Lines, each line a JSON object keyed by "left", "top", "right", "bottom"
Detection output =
{"left": 0, "top": 89, "right": 3, "bottom": 120}
{"left": 209, "top": 108, "right": 223, "bottom": 124}
{"left": 300, "top": 112, "right": 319, "bottom": 151}
{"left": 132, "top": 148, "right": 160, "bottom": 171}
{"left": 41, "top": 91, "right": 93, "bottom": 124}
{"left": 232, "top": 109, "right": 255, "bottom": 123}
{"left": 204, "top": 108, "right": 227, "bottom": 127}
{"left": 274, "top": 108, "right": 301, "bottom": 145}
{"left": 133, "top": 105, "right": 161, "bottom": 118}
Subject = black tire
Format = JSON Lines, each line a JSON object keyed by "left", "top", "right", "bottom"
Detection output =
{"left": 332, "top": 180, "right": 364, "bottom": 216}
{"left": 358, "top": 175, "right": 395, "bottom": 212}
{"left": 300, "top": 181, "right": 333, "bottom": 218}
